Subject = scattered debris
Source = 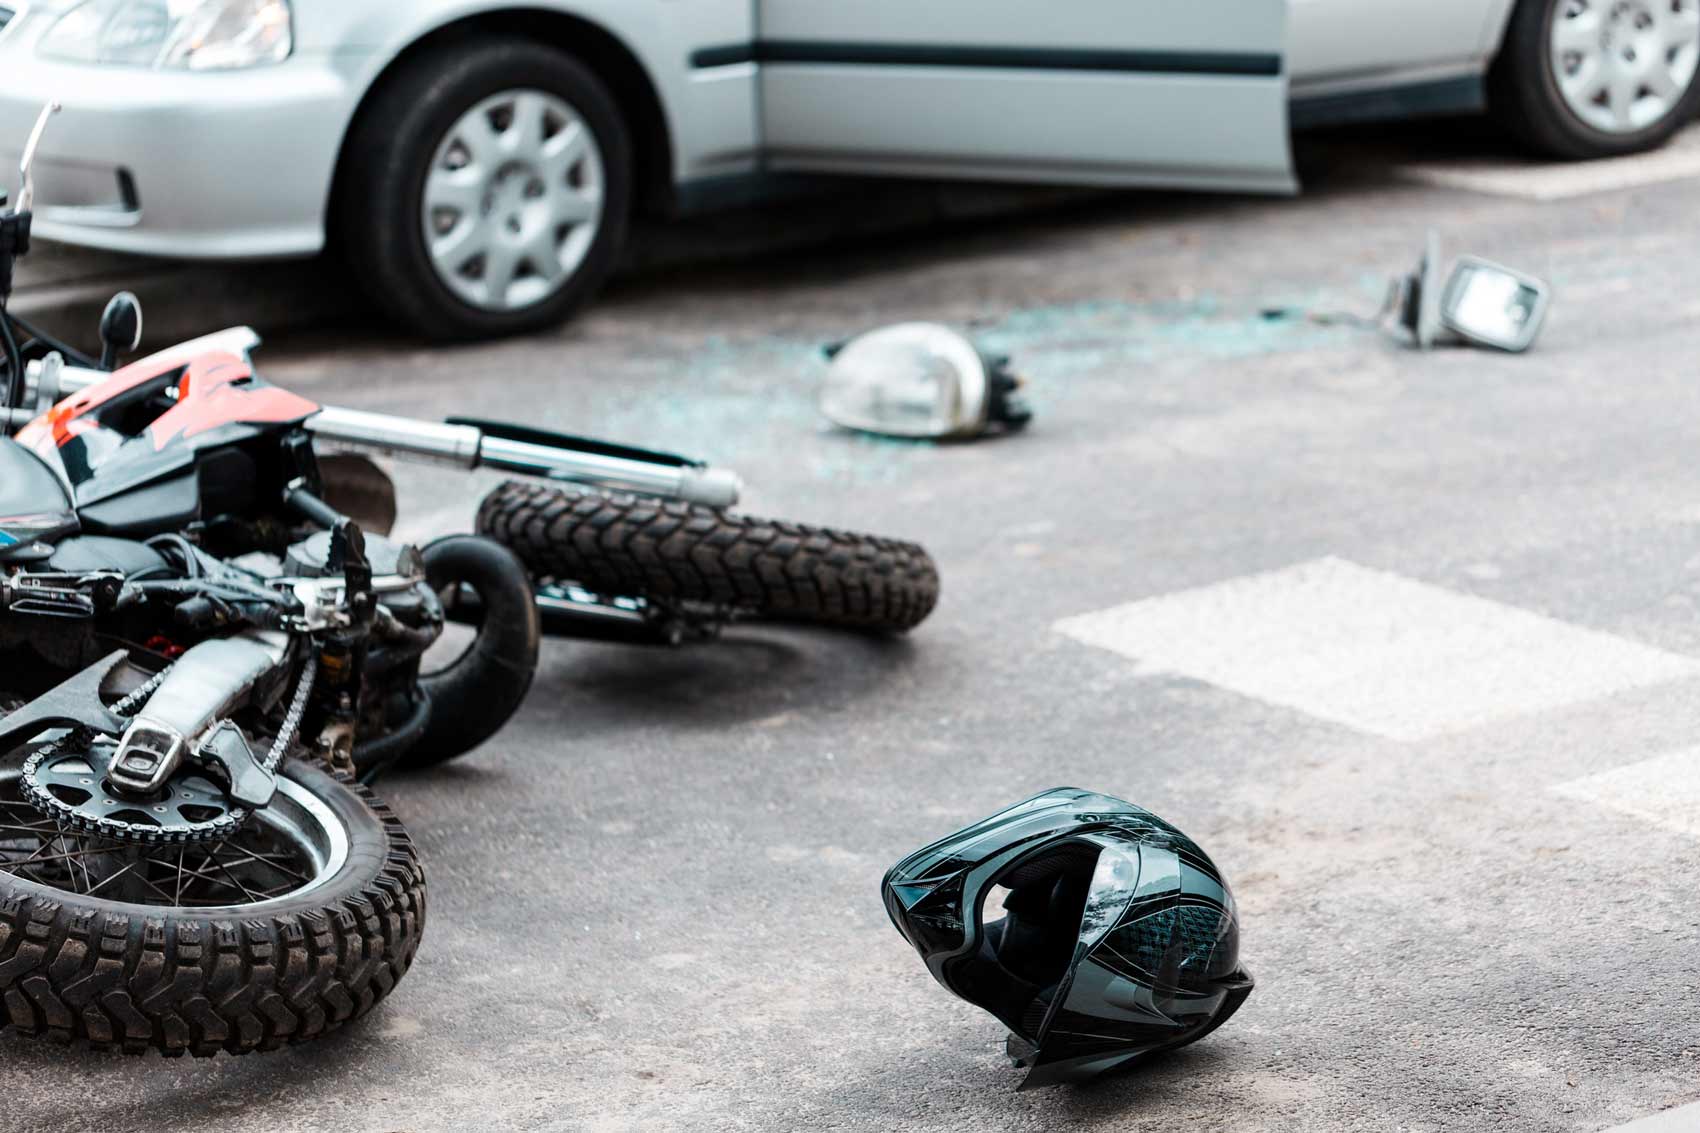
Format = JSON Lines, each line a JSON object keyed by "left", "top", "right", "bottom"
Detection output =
{"left": 820, "top": 322, "right": 1031, "bottom": 440}
{"left": 1268, "top": 231, "right": 1552, "bottom": 352}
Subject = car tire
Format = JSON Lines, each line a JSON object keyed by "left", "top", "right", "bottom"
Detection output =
{"left": 1490, "top": 0, "right": 1700, "bottom": 160}
{"left": 339, "top": 39, "right": 634, "bottom": 340}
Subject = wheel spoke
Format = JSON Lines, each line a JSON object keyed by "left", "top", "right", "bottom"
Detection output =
{"left": 12, "top": 839, "right": 87, "bottom": 867}
{"left": 209, "top": 856, "right": 261, "bottom": 904}
{"left": 1667, "top": 3, "right": 1700, "bottom": 47}
{"left": 0, "top": 821, "right": 60, "bottom": 835}
{"left": 1608, "top": 67, "right": 1642, "bottom": 126}
{"left": 0, "top": 799, "right": 56, "bottom": 815}
{"left": 431, "top": 215, "right": 491, "bottom": 271}
{"left": 425, "top": 167, "right": 484, "bottom": 217}
{"left": 70, "top": 834, "right": 93, "bottom": 894}
{"left": 127, "top": 868, "right": 181, "bottom": 906}
{"left": 540, "top": 121, "right": 589, "bottom": 184}
{"left": 1562, "top": 61, "right": 1610, "bottom": 114}
{"left": 214, "top": 850, "right": 312, "bottom": 886}
{"left": 1554, "top": 9, "right": 1604, "bottom": 53}
{"left": 502, "top": 92, "right": 549, "bottom": 157}
{"left": 553, "top": 187, "right": 602, "bottom": 227}
{"left": 1647, "top": 61, "right": 1683, "bottom": 98}
{"left": 452, "top": 109, "right": 503, "bottom": 167}
{"left": 522, "top": 233, "right": 566, "bottom": 284}
{"left": 84, "top": 855, "right": 150, "bottom": 898}
{"left": 483, "top": 245, "right": 521, "bottom": 303}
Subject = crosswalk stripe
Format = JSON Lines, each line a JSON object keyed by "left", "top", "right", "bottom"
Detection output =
{"left": 1552, "top": 748, "right": 1700, "bottom": 841}
{"left": 1054, "top": 556, "right": 1700, "bottom": 741}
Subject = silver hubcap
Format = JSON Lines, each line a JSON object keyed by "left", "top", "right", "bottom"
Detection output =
{"left": 423, "top": 89, "right": 605, "bottom": 312}
{"left": 1551, "top": 0, "right": 1700, "bottom": 133}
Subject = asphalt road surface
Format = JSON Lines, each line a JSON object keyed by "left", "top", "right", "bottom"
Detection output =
{"left": 8, "top": 123, "right": 1700, "bottom": 1133}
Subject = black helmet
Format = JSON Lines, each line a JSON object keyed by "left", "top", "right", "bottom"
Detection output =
{"left": 882, "top": 787, "right": 1253, "bottom": 1088}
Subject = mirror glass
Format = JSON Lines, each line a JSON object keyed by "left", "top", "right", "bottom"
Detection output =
{"left": 1441, "top": 259, "right": 1549, "bottom": 352}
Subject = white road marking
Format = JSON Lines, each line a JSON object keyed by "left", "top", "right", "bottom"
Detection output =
{"left": 1600, "top": 1100, "right": 1700, "bottom": 1132}
{"left": 1054, "top": 557, "right": 1700, "bottom": 741}
{"left": 1553, "top": 748, "right": 1700, "bottom": 840}
{"left": 1394, "top": 125, "right": 1700, "bottom": 201}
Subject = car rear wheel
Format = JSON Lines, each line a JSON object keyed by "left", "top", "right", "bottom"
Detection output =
{"left": 1491, "top": 0, "right": 1700, "bottom": 159}
{"left": 339, "top": 39, "right": 633, "bottom": 340}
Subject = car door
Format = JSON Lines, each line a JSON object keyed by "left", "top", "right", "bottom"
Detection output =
{"left": 751, "top": 0, "right": 1294, "bottom": 193}
{"left": 1288, "top": 0, "right": 1510, "bottom": 94}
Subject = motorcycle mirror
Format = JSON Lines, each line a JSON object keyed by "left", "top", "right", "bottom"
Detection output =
{"left": 820, "top": 322, "right": 1032, "bottom": 440}
{"left": 98, "top": 291, "right": 143, "bottom": 370}
{"left": 15, "top": 101, "right": 62, "bottom": 216}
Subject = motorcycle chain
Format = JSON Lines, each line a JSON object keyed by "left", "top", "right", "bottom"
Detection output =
{"left": 19, "top": 657, "right": 317, "bottom": 845}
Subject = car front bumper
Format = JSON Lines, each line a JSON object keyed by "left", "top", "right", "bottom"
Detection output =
{"left": 0, "top": 13, "right": 368, "bottom": 259}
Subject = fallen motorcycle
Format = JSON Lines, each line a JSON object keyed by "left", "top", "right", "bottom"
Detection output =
{"left": 0, "top": 105, "right": 938, "bottom": 1055}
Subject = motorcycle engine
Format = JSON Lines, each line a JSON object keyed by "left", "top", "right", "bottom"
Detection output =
{"left": 284, "top": 530, "right": 423, "bottom": 580}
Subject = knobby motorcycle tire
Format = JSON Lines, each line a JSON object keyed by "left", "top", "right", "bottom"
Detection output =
{"left": 0, "top": 762, "right": 425, "bottom": 1056}
{"left": 477, "top": 481, "right": 941, "bottom": 632}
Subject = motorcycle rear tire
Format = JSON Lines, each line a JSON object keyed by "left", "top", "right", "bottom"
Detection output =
{"left": 477, "top": 481, "right": 940, "bottom": 632}
{"left": 0, "top": 760, "right": 425, "bottom": 1056}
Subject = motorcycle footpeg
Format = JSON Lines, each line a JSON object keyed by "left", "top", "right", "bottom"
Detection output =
{"left": 195, "top": 720, "right": 277, "bottom": 809}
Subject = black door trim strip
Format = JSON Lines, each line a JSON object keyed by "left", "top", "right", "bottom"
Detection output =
{"left": 691, "top": 40, "right": 1280, "bottom": 77}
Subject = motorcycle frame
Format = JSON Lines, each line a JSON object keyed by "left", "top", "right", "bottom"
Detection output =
{"left": 3, "top": 333, "right": 743, "bottom": 648}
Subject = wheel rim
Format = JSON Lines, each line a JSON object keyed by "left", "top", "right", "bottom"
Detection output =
{"left": 0, "top": 766, "right": 349, "bottom": 909}
{"left": 1550, "top": 0, "right": 1700, "bottom": 133}
{"left": 421, "top": 89, "right": 606, "bottom": 313}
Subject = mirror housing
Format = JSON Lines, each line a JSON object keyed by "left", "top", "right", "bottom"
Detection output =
{"left": 98, "top": 291, "right": 144, "bottom": 370}
{"left": 1397, "top": 233, "right": 1550, "bottom": 353}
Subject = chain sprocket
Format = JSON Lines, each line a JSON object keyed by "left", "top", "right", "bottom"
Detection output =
{"left": 20, "top": 737, "right": 250, "bottom": 844}
{"left": 18, "top": 656, "right": 317, "bottom": 844}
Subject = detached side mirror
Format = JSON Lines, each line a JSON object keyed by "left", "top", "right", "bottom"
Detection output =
{"left": 1397, "top": 233, "right": 1550, "bottom": 353}
{"left": 98, "top": 291, "right": 143, "bottom": 370}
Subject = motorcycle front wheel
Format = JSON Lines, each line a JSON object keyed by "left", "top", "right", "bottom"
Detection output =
{"left": 477, "top": 481, "right": 941, "bottom": 633}
{"left": 0, "top": 760, "right": 425, "bottom": 1056}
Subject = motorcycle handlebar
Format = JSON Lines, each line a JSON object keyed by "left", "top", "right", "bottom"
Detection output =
{"left": 28, "top": 346, "right": 745, "bottom": 510}
{"left": 305, "top": 406, "right": 743, "bottom": 509}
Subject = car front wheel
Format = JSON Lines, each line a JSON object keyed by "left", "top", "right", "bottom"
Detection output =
{"left": 340, "top": 39, "right": 633, "bottom": 340}
{"left": 1492, "top": 0, "right": 1700, "bottom": 159}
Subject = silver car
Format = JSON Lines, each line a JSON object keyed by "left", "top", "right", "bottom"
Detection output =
{"left": 0, "top": 0, "right": 1694, "bottom": 339}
